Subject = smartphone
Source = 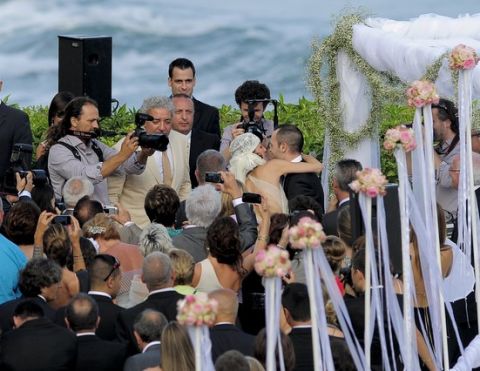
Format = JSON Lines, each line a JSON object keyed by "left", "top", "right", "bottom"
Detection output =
{"left": 103, "top": 206, "right": 119, "bottom": 215}
{"left": 52, "top": 215, "right": 71, "bottom": 226}
{"left": 205, "top": 172, "right": 223, "bottom": 183}
{"left": 242, "top": 192, "right": 262, "bottom": 204}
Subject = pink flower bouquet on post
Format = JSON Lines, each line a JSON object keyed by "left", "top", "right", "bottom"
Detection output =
{"left": 406, "top": 80, "right": 440, "bottom": 108}
{"left": 449, "top": 44, "right": 479, "bottom": 70}
{"left": 288, "top": 216, "right": 327, "bottom": 249}
{"left": 254, "top": 245, "right": 291, "bottom": 278}
{"left": 177, "top": 293, "right": 218, "bottom": 327}
{"left": 177, "top": 293, "right": 218, "bottom": 371}
{"left": 349, "top": 168, "right": 388, "bottom": 198}
{"left": 255, "top": 245, "right": 292, "bottom": 371}
{"left": 383, "top": 125, "right": 417, "bottom": 153}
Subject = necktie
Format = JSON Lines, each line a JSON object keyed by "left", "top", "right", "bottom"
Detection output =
{"left": 162, "top": 151, "right": 172, "bottom": 186}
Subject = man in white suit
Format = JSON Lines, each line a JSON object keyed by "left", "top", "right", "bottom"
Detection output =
{"left": 108, "top": 96, "right": 191, "bottom": 228}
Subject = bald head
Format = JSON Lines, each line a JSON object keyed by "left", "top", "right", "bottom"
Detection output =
{"left": 208, "top": 289, "right": 238, "bottom": 323}
{"left": 65, "top": 293, "right": 99, "bottom": 332}
{"left": 142, "top": 251, "right": 173, "bottom": 291}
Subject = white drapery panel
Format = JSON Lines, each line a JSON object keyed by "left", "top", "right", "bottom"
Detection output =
{"left": 352, "top": 14, "right": 480, "bottom": 97}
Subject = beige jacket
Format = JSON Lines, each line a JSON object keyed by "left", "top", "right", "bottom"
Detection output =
{"left": 108, "top": 130, "right": 191, "bottom": 228}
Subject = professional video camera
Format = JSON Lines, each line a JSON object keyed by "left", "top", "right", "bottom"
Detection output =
{"left": 133, "top": 112, "right": 169, "bottom": 151}
{"left": 1, "top": 143, "right": 48, "bottom": 195}
{"left": 237, "top": 98, "right": 279, "bottom": 141}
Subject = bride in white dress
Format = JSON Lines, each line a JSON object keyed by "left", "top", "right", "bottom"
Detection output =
{"left": 229, "top": 133, "right": 323, "bottom": 215}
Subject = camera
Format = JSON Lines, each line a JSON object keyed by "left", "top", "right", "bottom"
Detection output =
{"left": 103, "top": 206, "right": 118, "bottom": 215}
{"left": 52, "top": 215, "right": 71, "bottom": 226}
{"left": 236, "top": 98, "right": 279, "bottom": 142}
{"left": 205, "top": 172, "right": 223, "bottom": 184}
{"left": 242, "top": 192, "right": 262, "bottom": 204}
{"left": 134, "top": 113, "right": 169, "bottom": 151}
{"left": 1, "top": 143, "right": 48, "bottom": 195}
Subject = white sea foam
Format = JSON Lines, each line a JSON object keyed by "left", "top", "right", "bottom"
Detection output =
{"left": 0, "top": 0, "right": 478, "bottom": 107}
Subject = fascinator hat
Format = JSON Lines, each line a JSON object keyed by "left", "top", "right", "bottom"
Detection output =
{"left": 229, "top": 133, "right": 266, "bottom": 183}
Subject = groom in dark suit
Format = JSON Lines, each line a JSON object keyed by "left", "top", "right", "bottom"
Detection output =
{"left": 168, "top": 58, "right": 220, "bottom": 138}
{"left": 0, "top": 80, "right": 33, "bottom": 180}
{"left": 171, "top": 94, "right": 220, "bottom": 188}
{"left": 268, "top": 125, "right": 324, "bottom": 212}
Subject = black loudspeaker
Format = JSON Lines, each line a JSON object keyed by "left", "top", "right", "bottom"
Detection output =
{"left": 58, "top": 36, "right": 112, "bottom": 117}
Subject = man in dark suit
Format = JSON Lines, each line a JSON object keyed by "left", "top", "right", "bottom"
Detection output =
{"left": 168, "top": 58, "right": 220, "bottom": 138}
{"left": 0, "top": 299, "right": 77, "bottom": 370}
{"left": 0, "top": 80, "right": 33, "bottom": 181}
{"left": 116, "top": 251, "right": 184, "bottom": 355}
{"left": 87, "top": 254, "right": 125, "bottom": 340}
{"left": 208, "top": 289, "right": 254, "bottom": 362}
{"left": 66, "top": 293, "right": 126, "bottom": 371}
{"left": 0, "top": 258, "right": 62, "bottom": 334}
{"left": 322, "top": 159, "right": 362, "bottom": 236}
{"left": 171, "top": 94, "right": 220, "bottom": 188}
{"left": 282, "top": 282, "right": 354, "bottom": 371}
{"left": 268, "top": 125, "right": 324, "bottom": 212}
{"left": 124, "top": 309, "right": 167, "bottom": 371}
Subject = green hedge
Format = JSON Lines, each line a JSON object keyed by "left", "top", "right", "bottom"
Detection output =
{"left": 16, "top": 96, "right": 414, "bottom": 182}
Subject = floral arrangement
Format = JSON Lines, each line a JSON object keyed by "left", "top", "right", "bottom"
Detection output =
{"left": 349, "top": 168, "right": 388, "bottom": 198}
{"left": 383, "top": 125, "right": 416, "bottom": 152}
{"left": 288, "top": 216, "right": 327, "bottom": 250}
{"left": 177, "top": 293, "right": 218, "bottom": 327}
{"left": 254, "top": 245, "right": 291, "bottom": 277}
{"left": 449, "top": 44, "right": 479, "bottom": 70}
{"left": 406, "top": 80, "right": 440, "bottom": 108}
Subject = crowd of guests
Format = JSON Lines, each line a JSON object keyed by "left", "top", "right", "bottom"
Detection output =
{"left": 0, "top": 57, "right": 477, "bottom": 371}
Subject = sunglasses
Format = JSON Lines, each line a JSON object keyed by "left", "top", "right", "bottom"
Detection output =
{"left": 95, "top": 254, "right": 121, "bottom": 281}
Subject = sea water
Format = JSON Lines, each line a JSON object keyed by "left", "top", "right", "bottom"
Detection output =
{"left": 0, "top": 0, "right": 477, "bottom": 109}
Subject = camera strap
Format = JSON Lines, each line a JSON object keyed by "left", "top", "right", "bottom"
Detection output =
{"left": 56, "top": 141, "right": 104, "bottom": 162}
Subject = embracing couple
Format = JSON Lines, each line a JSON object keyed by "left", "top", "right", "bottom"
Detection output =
{"left": 229, "top": 124, "right": 324, "bottom": 216}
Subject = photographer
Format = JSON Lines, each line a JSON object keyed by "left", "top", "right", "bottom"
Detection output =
{"left": 0, "top": 79, "right": 33, "bottom": 180}
{"left": 108, "top": 96, "right": 191, "bottom": 228}
{"left": 220, "top": 80, "right": 274, "bottom": 162}
{"left": 48, "top": 97, "right": 153, "bottom": 206}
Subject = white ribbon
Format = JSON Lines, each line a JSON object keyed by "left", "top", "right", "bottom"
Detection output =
{"left": 188, "top": 326, "right": 215, "bottom": 371}
{"left": 264, "top": 277, "right": 284, "bottom": 371}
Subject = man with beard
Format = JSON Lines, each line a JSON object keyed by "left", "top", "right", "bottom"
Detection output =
{"left": 48, "top": 97, "right": 152, "bottom": 205}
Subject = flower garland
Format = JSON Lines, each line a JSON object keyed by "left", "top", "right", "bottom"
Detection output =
{"left": 349, "top": 168, "right": 388, "bottom": 198}
{"left": 308, "top": 12, "right": 407, "bottom": 170}
{"left": 177, "top": 293, "right": 218, "bottom": 327}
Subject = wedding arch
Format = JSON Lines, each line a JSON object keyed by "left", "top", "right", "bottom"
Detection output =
{"left": 308, "top": 12, "right": 480, "bottom": 183}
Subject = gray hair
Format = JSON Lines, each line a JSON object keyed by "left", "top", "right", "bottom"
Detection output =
{"left": 62, "top": 177, "right": 94, "bottom": 208}
{"left": 186, "top": 184, "right": 221, "bottom": 228}
{"left": 196, "top": 150, "right": 226, "bottom": 184}
{"left": 142, "top": 251, "right": 172, "bottom": 289}
{"left": 139, "top": 223, "right": 173, "bottom": 256}
{"left": 133, "top": 309, "right": 168, "bottom": 343}
{"left": 334, "top": 159, "right": 363, "bottom": 192}
{"left": 139, "top": 96, "right": 175, "bottom": 116}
